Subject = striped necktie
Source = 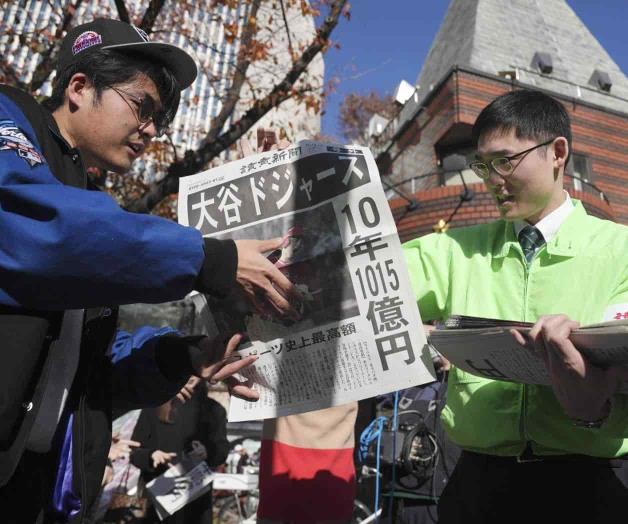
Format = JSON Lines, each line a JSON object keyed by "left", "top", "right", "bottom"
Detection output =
{"left": 518, "top": 225, "right": 545, "bottom": 264}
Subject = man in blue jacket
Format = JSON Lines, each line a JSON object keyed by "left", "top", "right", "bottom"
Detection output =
{"left": 0, "top": 18, "right": 297, "bottom": 523}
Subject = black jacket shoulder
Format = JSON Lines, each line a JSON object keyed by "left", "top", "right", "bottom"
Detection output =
{"left": 0, "top": 84, "right": 85, "bottom": 188}
{"left": 0, "top": 84, "right": 51, "bottom": 130}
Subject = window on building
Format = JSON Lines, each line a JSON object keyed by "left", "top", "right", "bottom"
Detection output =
{"left": 434, "top": 123, "right": 478, "bottom": 187}
{"left": 438, "top": 146, "right": 482, "bottom": 186}
{"left": 568, "top": 153, "right": 592, "bottom": 191}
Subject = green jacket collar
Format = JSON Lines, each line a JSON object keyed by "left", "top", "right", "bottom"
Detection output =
{"left": 492, "top": 200, "right": 589, "bottom": 259}
{"left": 545, "top": 200, "right": 590, "bottom": 257}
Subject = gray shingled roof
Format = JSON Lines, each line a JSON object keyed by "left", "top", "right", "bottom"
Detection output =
{"left": 415, "top": 0, "right": 628, "bottom": 114}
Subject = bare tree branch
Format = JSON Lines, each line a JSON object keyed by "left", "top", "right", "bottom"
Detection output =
{"left": 46, "top": 0, "right": 63, "bottom": 22}
{"left": 201, "top": 0, "right": 261, "bottom": 145}
{"left": 0, "top": 59, "right": 28, "bottom": 89}
{"left": 28, "top": 0, "right": 83, "bottom": 93}
{"left": 140, "top": 0, "right": 168, "bottom": 33}
{"left": 113, "top": 0, "right": 131, "bottom": 23}
{"left": 279, "top": 0, "right": 294, "bottom": 61}
{"left": 126, "top": 0, "right": 348, "bottom": 213}
{"left": 165, "top": 132, "right": 179, "bottom": 163}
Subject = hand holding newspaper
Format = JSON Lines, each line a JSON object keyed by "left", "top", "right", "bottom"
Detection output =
{"left": 429, "top": 315, "right": 628, "bottom": 392}
{"left": 145, "top": 454, "right": 214, "bottom": 521}
{"left": 178, "top": 141, "right": 436, "bottom": 421}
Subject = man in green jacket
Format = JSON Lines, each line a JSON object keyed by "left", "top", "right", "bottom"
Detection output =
{"left": 403, "top": 89, "right": 628, "bottom": 523}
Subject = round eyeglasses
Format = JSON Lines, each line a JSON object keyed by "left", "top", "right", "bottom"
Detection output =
{"left": 469, "top": 137, "right": 557, "bottom": 180}
{"left": 109, "top": 86, "right": 170, "bottom": 137}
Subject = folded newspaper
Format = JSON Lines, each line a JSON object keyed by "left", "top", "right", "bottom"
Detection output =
{"left": 145, "top": 457, "right": 214, "bottom": 520}
{"left": 178, "top": 141, "right": 436, "bottom": 421}
{"left": 430, "top": 315, "right": 628, "bottom": 392}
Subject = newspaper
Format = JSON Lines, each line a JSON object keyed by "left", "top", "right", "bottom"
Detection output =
{"left": 429, "top": 315, "right": 628, "bottom": 392}
{"left": 212, "top": 472, "right": 258, "bottom": 491}
{"left": 178, "top": 141, "right": 435, "bottom": 421}
{"left": 145, "top": 457, "right": 214, "bottom": 520}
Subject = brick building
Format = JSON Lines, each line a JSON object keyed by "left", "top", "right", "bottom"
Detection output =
{"left": 371, "top": 0, "right": 628, "bottom": 240}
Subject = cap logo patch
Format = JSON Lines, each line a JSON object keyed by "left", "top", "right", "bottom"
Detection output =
{"left": 0, "top": 120, "right": 45, "bottom": 167}
{"left": 131, "top": 25, "right": 150, "bottom": 42}
{"left": 71, "top": 31, "right": 103, "bottom": 55}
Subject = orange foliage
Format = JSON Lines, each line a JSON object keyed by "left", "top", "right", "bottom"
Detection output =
{"left": 338, "top": 91, "right": 395, "bottom": 142}
{"left": 223, "top": 22, "right": 239, "bottom": 43}
{"left": 246, "top": 39, "right": 270, "bottom": 61}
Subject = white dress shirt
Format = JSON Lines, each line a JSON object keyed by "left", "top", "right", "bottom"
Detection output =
{"left": 513, "top": 191, "right": 574, "bottom": 243}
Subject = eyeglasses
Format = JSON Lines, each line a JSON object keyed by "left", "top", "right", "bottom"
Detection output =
{"left": 108, "top": 86, "right": 169, "bottom": 137}
{"left": 469, "top": 137, "right": 557, "bottom": 180}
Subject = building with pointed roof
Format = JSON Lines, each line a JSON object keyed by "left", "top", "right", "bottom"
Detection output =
{"left": 373, "top": 0, "right": 628, "bottom": 239}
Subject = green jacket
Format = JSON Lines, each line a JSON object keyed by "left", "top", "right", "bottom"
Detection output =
{"left": 403, "top": 201, "right": 628, "bottom": 457}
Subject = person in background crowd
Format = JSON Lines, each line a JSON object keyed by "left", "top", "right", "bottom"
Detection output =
{"left": 130, "top": 376, "right": 229, "bottom": 524}
{"left": 257, "top": 403, "right": 358, "bottom": 524}
{"left": 103, "top": 433, "right": 141, "bottom": 487}
{"left": 234, "top": 131, "right": 360, "bottom": 524}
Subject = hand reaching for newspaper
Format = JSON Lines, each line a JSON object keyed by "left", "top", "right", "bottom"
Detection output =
{"left": 152, "top": 450, "right": 177, "bottom": 469}
{"left": 510, "top": 314, "right": 627, "bottom": 422}
{"left": 234, "top": 238, "right": 302, "bottom": 319}
{"left": 175, "top": 376, "right": 200, "bottom": 404}
{"left": 109, "top": 434, "right": 140, "bottom": 462}
{"left": 238, "top": 127, "right": 291, "bottom": 156}
{"left": 190, "top": 333, "right": 260, "bottom": 401}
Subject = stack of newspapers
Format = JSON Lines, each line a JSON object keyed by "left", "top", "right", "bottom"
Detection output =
{"left": 429, "top": 315, "right": 628, "bottom": 392}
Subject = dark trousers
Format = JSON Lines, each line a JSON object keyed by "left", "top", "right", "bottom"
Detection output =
{"left": 143, "top": 490, "right": 213, "bottom": 524}
{"left": 0, "top": 450, "right": 55, "bottom": 524}
{"left": 437, "top": 450, "right": 628, "bottom": 524}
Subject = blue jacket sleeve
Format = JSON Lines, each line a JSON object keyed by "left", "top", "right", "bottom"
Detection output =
{"left": 110, "top": 327, "right": 195, "bottom": 411}
{"left": 0, "top": 92, "right": 208, "bottom": 309}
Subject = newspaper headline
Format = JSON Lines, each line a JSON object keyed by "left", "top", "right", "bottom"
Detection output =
{"left": 178, "top": 141, "right": 435, "bottom": 421}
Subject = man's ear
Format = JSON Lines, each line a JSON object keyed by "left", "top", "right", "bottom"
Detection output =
{"left": 65, "top": 73, "right": 92, "bottom": 112}
{"left": 552, "top": 137, "right": 569, "bottom": 169}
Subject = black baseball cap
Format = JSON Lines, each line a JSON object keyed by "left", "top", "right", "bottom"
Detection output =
{"left": 57, "top": 18, "right": 197, "bottom": 89}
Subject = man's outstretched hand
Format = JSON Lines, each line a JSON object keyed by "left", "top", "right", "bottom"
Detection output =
{"left": 190, "top": 333, "right": 260, "bottom": 401}
{"left": 234, "top": 238, "right": 301, "bottom": 319}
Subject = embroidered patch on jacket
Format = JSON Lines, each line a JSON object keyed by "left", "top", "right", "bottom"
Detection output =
{"left": 0, "top": 120, "right": 45, "bottom": 167}
{"left": 71, "top": 31, "right": 103, "bottom": 55}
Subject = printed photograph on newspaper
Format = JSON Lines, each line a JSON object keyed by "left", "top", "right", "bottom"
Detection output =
{"left": 178, "top": 141, "right": 435, "bottom": 421}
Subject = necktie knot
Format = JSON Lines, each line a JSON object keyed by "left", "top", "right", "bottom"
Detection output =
{"left": 518, "top": 225, "right": 545, "bottom": 264}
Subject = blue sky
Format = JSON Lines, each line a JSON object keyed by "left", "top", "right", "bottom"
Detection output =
{"left": 319, "top": 0, "right": 628, "bottom": 139}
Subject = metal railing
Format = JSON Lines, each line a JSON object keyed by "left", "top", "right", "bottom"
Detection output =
{"left": 562, "top": 174, "right": 610, "bottom": 205}
{"left": 384, "top": 171, "right": 610, "bottom": 206}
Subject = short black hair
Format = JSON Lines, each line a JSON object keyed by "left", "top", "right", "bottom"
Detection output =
{"left": 44, "top": 48, "right": 180, "bottom": 126}
{"left": 472, "top": 89, "right": 572, "bottom": 163}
